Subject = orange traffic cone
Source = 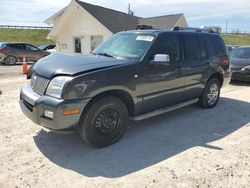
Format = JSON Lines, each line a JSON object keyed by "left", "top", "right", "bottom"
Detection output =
{"left": 22, "top": 57, "right": 28, "bottom": 74}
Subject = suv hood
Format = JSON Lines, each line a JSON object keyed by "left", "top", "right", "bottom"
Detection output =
{"left": 33, "top": 52, "right": 130, "bottom": 78}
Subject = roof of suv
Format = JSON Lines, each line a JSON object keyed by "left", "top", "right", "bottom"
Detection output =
{"left": 122, "top": 29, "right": 220, "bottom": 36}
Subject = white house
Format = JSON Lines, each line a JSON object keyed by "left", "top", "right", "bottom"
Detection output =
{"left": 46, "top": 0, "right": 188, "bottom": 54}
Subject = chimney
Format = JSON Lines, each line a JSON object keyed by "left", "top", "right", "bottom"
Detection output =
{"left": 128, "top": 3, "right": 134, "bottom": 15}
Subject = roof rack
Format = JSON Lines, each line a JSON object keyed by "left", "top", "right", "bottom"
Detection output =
{"left": 173, "top": 26, "right": 216, "bottom": 33}
{"left": 136, "top": 24, "right": 153, "bottom": 30}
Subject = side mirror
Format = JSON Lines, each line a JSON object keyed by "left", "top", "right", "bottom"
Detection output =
{"left": 151, "top": 54, "right": 170, "bottom": 65}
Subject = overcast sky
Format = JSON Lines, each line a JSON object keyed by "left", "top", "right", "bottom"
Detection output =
{"left": 1, "top": 0, "right": 250, "bottom": 32}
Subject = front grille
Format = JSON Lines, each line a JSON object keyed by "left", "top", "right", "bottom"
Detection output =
{"left": 31, "top": 74, "right": 49, "bottom": 96}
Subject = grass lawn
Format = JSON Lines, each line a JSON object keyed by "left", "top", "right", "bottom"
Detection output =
{"left": 221, "top": 34, "right": 250, "bottom": 46}
{"left": 0, "top": 28, "right": 250, "bottom": 47}
{"left": 0, "top": 28, "right": 54, "bottom": 46}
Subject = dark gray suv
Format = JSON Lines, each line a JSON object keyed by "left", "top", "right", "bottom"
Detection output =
{"left": 19, "top": 27, "right": 231, "bottom": 148}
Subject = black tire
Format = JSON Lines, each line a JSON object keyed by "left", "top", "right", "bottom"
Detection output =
{"left": 79, "top": 97, "right": 129, "bottom": 148}
{"left": 27, "top": 65, "right": 34, "bottom": 79}
{"left": 199, "top": 78, "right": 221, "bottom": 108}
{"left": 4, "top": 55, "right": 17, "bottom": 65}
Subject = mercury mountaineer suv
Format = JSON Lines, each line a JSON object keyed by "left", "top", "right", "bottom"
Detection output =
{"left": 20, "top": 27, "right": 231, "bottom": 148}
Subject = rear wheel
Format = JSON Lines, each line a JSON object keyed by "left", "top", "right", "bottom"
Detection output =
{"left": 79, "top": 97, "right": 128, "bottom": 148}
{"left": 4, "top": 55, "right": 17, "bottom": 65}
{"left": 199, "top": 78, "right": 220, "bottom": 108}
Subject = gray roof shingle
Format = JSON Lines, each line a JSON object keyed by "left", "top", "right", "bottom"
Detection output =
{"left": 76, "top": 0, "right": 140, "bottom": 33}
{"left": 138, "top": 14, "right": 184, "bottom": 29}
{"left": 76, "top": 0, "right": 186, "bottom": 33}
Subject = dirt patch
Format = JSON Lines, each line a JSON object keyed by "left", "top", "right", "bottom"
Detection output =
{"left": 0, "top": 66, "right": 250, "bottom": 188}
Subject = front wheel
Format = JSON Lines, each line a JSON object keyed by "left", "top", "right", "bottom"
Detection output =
{"left": 199, "top": 78, "right": 221, "bottom": 108}
{"left": 79, "top": 97, "right": 128, "bottom": 148}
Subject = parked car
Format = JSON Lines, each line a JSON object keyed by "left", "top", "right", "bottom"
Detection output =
{"left": 38, "top": 44, "right": 56, "bottom": 51}
{"left": 226, "top": 45, "right": 239, "bottom": 54}
{"left": 19, "top": 27, "right": 231, "bottom": 148}
{"left": 0, "top": 42, "right": 50, "bottom": 65}
{"left": 230, "top": 46, "right": 250, "bottom": 81}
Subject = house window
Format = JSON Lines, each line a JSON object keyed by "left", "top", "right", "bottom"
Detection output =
{"left": 91, "top": 36, "right": 103, "bottom": 51}
{"left": 74, "top": 37, "right": 82, "bottom": 53}
{"left": 61, "top": 43, "right": 67, "bottom": 50}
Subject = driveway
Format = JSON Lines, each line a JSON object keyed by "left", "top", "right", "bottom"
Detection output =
{"left": 0, "top": 65, "right": 250, "bottom": 188}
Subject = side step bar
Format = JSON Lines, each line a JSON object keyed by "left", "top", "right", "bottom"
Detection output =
{"left": 132, "top": 98, "right": 199, "bottom": 121}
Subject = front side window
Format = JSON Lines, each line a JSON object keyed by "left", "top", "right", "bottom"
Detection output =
{"left": 148, "top": 34, "right": 180, "bottom": 62}
{"left": 74, "top": 37, "right": 82, "bottom": 53}
{"left": 94, "top": 33, "right": 155, "bottom": 60}
{"left": 25, "top": 45, "right": 38, "bottom": 51}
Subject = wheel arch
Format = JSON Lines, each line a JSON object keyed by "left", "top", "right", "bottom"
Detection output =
{"left": 208, "top": 72, "right": 224, "bottom": 87}
{"left": 82, "top": 89, "right": 135, "bottom": 117}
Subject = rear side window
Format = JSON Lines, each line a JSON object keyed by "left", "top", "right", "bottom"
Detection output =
{"left": 183, "top": 34, "right": 200, "bottom": 60}
{"left": 209, "top": 35, "right": 226, "bottom": 56}
{"left": 198, "top": 36, "right": 208, "bottom": 59}
{"left": 9, "top": 44, "right": 25, "bottom": 49}
{"left": 149, "top": 34, "right": 180, "bottom": 62}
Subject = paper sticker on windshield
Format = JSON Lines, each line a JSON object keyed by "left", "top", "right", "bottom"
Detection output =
{"left": 136, "top": 36, "right": 154, "bottom": 42}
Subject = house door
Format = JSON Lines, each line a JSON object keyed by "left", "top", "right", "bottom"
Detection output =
{"left": 74, "top": 37, "right": 82, "bottom": 53}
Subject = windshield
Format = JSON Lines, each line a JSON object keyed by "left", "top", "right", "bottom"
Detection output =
{"left": 93, "top": 33, "right": 155, "bottom": 61}
{"left": 230, "top": 48, "right": 250, "bottom": 59}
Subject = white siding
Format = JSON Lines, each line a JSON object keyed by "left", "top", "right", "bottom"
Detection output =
{"left": 51, "top": 2, "right": 113, "bottom": 54}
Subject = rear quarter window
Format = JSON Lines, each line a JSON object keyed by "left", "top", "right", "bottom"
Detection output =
{"left": 209, "top": 35, "right": 227, "bottom": 57}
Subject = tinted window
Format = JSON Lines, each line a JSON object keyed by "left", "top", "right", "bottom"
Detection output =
{"left": 209, "top": 35, "right": 226, "bottom": 56}
{"left": 198, "top": 36, "right": 208, "bottom": 59}
{"left": 230, "top": 48, "right": 250, "bottom": 59}
{"left": 9, "top": 44, "right": 25, "bottom": 49}
{"left": 149, "top": 34, "right": 180, "bottom": 62}
{"left": 183, "top": 34, "right": 200, "bottom": 60}
{"left": 25, "top": 44, "right": 38, "bottom": 51}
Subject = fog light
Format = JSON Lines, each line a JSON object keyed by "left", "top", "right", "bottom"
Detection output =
{"left": 44, "top": 110, "right": 54, "bottom": 119}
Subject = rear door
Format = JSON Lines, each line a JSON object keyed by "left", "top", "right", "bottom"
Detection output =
{"left": 7, "top": 43, "right": 26, "bottom": 60}
{"left": 180, "top": 33, "right": 210, "bottom": 101}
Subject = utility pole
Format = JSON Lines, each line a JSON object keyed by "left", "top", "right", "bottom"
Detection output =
{"left": 225, "top": 19, "right": 228, "bottom": 33}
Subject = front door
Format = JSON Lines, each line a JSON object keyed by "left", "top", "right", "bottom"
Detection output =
{"left": 142, "top": 33, "right": 185, "bottom": 113}
{"left": 24, "top": 44, "right": 42, "bottom": 62}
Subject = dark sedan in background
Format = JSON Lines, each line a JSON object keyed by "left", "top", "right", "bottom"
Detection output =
{"left": 230, "top": 46, "right": 250, "bottom": 82}
{"left": 0, "top": 42, "right": 50, "bottom": 65}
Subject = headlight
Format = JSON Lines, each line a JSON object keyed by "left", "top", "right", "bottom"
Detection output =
{"left": 46, "top": 76, "right": 72, "bottom": 98}
{"left": 241, "top": 65, "right": 250, "bottom": 71}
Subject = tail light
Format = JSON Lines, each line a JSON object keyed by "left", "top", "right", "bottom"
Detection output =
{"left": 0, "top": 48, "right": 6, "bottom": 53}
{"left": 220, "top": 58, "right": 230, "bottom": 66}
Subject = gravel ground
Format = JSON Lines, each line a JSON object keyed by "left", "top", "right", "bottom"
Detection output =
{"left": 0, "top": 65, "right": 250, "bottom": 188}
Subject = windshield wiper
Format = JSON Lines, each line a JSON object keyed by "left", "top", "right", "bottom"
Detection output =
{"left": 94, "top": 52, "right": 116, "bottom": 58}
